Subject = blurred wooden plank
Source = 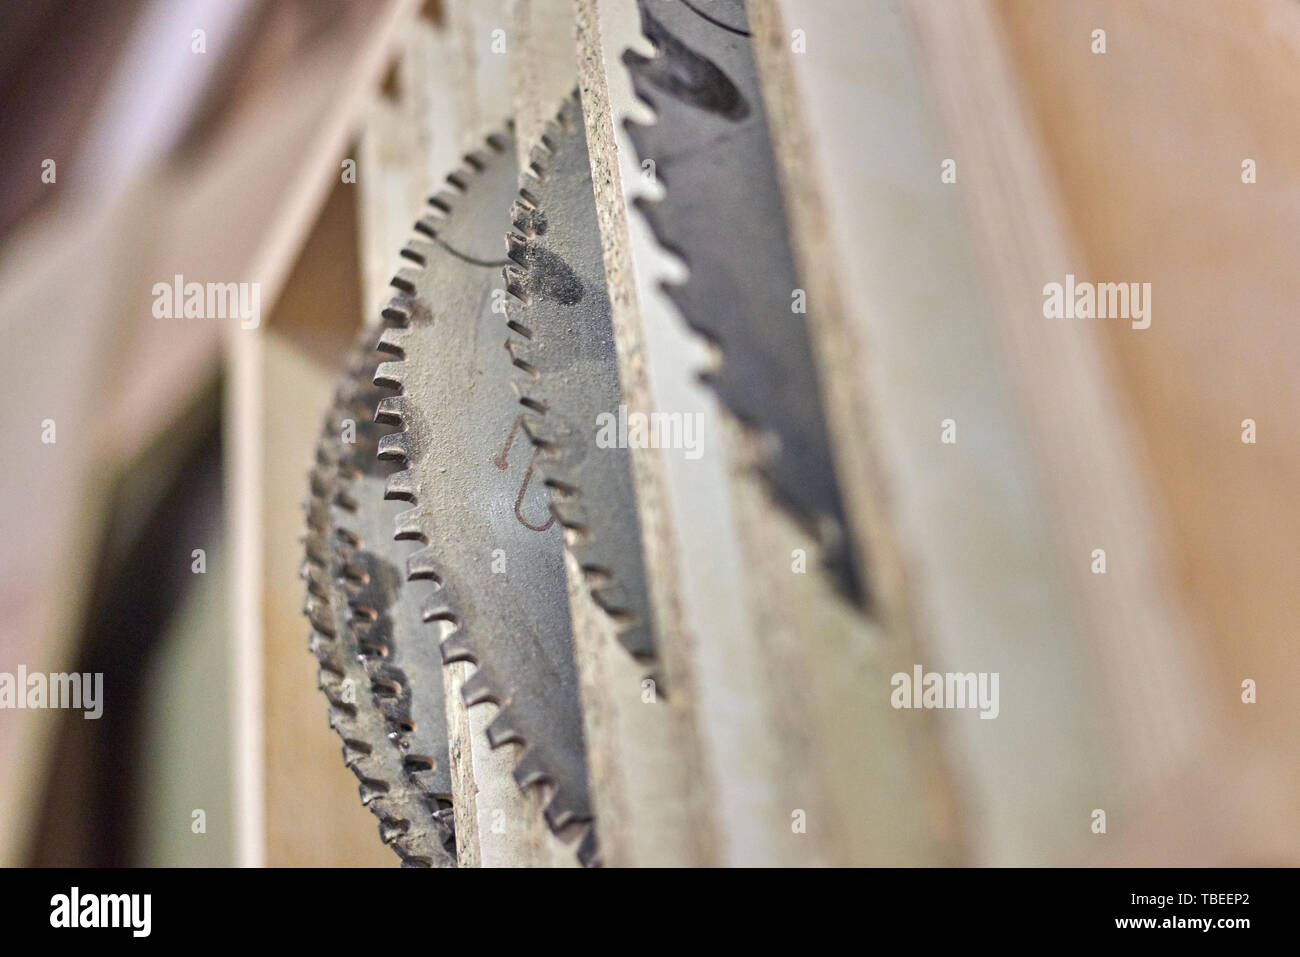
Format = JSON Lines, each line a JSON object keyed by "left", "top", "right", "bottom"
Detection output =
{"left": 258, "top": 331, "right": 396, "bottom": 867}
{"left": 903, "top": 0, "right": 1208, "bottom": 861}
{"left": 987, "top": 0, "right": 1300, "bottom": 863}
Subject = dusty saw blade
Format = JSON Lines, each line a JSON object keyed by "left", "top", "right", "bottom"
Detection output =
{"left": 371, "top": 127, "right": 598, "bottom": 866}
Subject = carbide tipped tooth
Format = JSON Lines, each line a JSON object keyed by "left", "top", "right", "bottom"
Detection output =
{"left": 405, "top": 546, "right": 441, "bottom": 583}
{"left": 527, "top": 142, "right": 553, "bottom": 177}
{"left": 428, "top": 191, "right": 457, "bottom": 215}
{"left": 511, "top": 199, "right": 545, "bottom": 236}
{"left": 513, "top": 748, "right": 550, "bottom": 790}
{"left": 615, "top": 622, "right": 656, "bottom": 662}
{"left": 413, "top": 213, "right": 440, "bottom": 239}
{"left": 384, "top": 468, "right": 416, "bottom": 502}
{"left": 439, "top": 630, "right": 473, "bottom": 664}
{"left": 374, "top": 360, "right": 405, "bottom": 391}
{"left": 420, "top": 593, "right": 456, "bottom": 624}
{"left": 549, "top": 495, "right": 588, "bottom": 527}
{"left": 305, "top": 596, "right": 335, "bottom": 636}
{"left": 505, "top": 231, "right": 529, "bottom": 264}
{"left": 376, "top": 328, "right": 410, "bottom": 358}
{"left": 308, "top": 632, "right": 342, "bottom": 674}
{"left": 303, "top": 562, "right": 330, "bottom": 597}
{"left": 377, "top": 431, "right": 410, "bottom": 462}
{"left": 356, "top": 781, "right": 385, "bottom": 805}
{"left": 381, "top": 300, "right": 412, "bottom": 325}
{"left": 390, "top": 266, "right": 422, "bottom": 294}
{"left": 460, "top": 669, "right": 496, "bottom": 706}
{"left": 372, "top": 689, "right": 403, "bottom": 722}
{"left": 486, "top": 707, "right": 524, "bottom": 747}
{"left": 374, "top": 395, "right": 406, "bottom": 424}
{"left": 406, "top": 765, "right": 444, "bottom": 797}
{"left": 393, "top": 507, "right": 424, "bottom": 540}
{"left": 519, "top": 411, "right": 556, "bottom": 446}
{"left": 504, "top": 338, "right": 538, "bottom": 377}
{"left": 503, "top": 264, "right": 529, "bottom": 301}
{"left": 378, "top": 820, "right": 410, "bottom": 844}
{"left": 400, "top": 240, "right": 434, "bottom": 266}
{"left": 590, "top": 580, "right": 636, "bottom": 620}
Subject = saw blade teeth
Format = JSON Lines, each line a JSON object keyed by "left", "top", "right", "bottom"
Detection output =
{"left": 319, "top": 671, "right": 353, "bottom": 709}
{"left": 502, "top": 264, "right": 530, "bottom": 303}
{"left": 373, "top": 360, "right": 406, "bottom": 392}
{"left": 346, "top": 120, "right": 598, "bottom": 864}
{"left": 376, "top": 430, "right": 410, "bottom": 462}
{"left": 427, "top": 190, "right": 458, "bottom": 216}
{"left": 393, "top": 506, "right": 425, "bottom": 541}
{"left": 512, "top": 748, "right": 551, "bottom": 790}
{"left": 493, "top": 88, "right": 661, "bottom": 677}
{"left": 341, "top": 738, "right": 373, "bottom": 768}
{"left": 374, "top": 394, "right": 406, "bottom": 425}
{"left": 303, "top": 560, "right": 329, "bottom": 598}
{"left": 390, "top": 266, "right": 422, "bottom": 295}
{"left": 304, "top": 595, "right": 335, "bottom": 636}
{"left": 308, "top": 631, "right": 343, "bottom": 675}
{"left": 503, "top": 338, "right": 540, "bottom": 379}
{"left": 526, "top": 144, "right": 554, "bottom": 181}
{"left": 619, "top": 0, "right": 865, "bottom": 605}
{"left": 375, "top": 328, "right": 410, "bottom": 359}
{"left": 518, "top": 411, "right": 555, "bottom": 447}
{"left": 399, "top": 240, "right": 434, "bottom": 267}
{"left": 413, "top": 213, "right": 440, "bottom": 240}
{"left": 549, "top": 497, "right": 588, "bottom": 535}
{"left": 460, "top": 669, "right": 497, "bottom": 707}
{"left": 380, "top": 300, "right": 412, "bottom": 326}
{"left": 486, "top": 707, "right": 525, "bottom": 748}
{"left": 510, "top": 197, "right": 544, "bottom": 236}
{"left": 304, "top": 338, "right": 458, "bottom": 867}
{"left": 612, "top": 621, "right": 655, "bottom": 663}
{"left": 438, "top": 630, "right": 473, "bottom": 665}
{"left": 505, "top": 231, "right": 530, "bottom": 265}
{"left": 384, "top": 467, "right": 416, "bottom": 503}
{"left": 404, "top": 546, "right": 442, "bottom": 583}
{"left": 377, "top": 819, "right": 412, "bottom": 846}
{"left": 419, "top": 594, "right": 456, "bottom": 625}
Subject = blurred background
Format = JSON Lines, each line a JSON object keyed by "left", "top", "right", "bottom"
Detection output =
{"left": 1, "top": 0, "right": 1297, "bottom": 866}
{"left": 0, "top": 0, "right": 433, "bottom": 866}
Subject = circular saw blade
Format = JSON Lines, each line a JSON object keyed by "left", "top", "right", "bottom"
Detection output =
{"left": 369, "top": 127, "right": 598, "bottom": 865}
{"left": 304, "top": 378, "right": 457, "bottom": 868}
{"left": 503, "top": 92, "right": 659, "bottom": 664}
{"left": 621, "top": 0, "right": 865, "bottom": 605}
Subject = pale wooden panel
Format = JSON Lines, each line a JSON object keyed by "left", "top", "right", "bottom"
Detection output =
{"left": 261, "top": 331, "right": 397, "bottom": 867}
{"left": 992, "top": 0, "right": 1300, "bottom": 862}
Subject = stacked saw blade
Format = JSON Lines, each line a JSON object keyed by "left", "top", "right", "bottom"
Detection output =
{"left": 304, "top": 0, "right": 868, "bottom": 868}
